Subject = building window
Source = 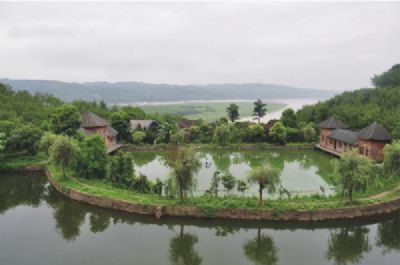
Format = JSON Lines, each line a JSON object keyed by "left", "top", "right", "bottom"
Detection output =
{"left": 338, "top": 142, "right": 342, "bottom": 148}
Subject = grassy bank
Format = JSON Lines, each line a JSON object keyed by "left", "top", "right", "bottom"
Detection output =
{"left": 47, "top": 164, "right": 400, "bottom": 216}
{"left": 0, "top": 153, "right": 48, "bottom": 171}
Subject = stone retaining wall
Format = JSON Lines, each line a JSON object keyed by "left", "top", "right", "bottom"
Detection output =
{"left": 45, "top": 168, "right": 400, "bottom": 221}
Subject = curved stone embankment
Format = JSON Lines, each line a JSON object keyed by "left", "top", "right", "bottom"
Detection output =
{"left": 45, "top": 168, "right": 400, "bottom": 221}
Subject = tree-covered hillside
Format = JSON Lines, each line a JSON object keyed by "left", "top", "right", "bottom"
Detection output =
{"left": 297, "top": 65, "right": 400, "bottom": 138}
{"left": 0, "top": 79, "right": 334, "bottom": 103}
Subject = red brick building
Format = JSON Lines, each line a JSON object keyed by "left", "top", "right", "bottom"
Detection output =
{"left": 317, "top": 116, "right": 392, "bottom": 161}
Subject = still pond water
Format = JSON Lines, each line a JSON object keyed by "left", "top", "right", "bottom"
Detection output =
{"left": 130, "top": 150, "right": 337, "bottom": 197}
{"left": 0, "top": 172, "right": 399, "bottom": 265}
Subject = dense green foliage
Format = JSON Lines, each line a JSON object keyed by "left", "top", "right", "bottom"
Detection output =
{"left": 269, "top": 122, "right": 287, "bottom": 145}
{"left": 372, "top": 64, "right": 400, "bottom": 87}
{"left": 111, "top": 111, "right": 131, "bottom": 142}
{"left": 50, "top": 104, "right": 81, "bottom": 137}
{"left": 50, "top": 135, "right": 78, "bottom": 177}
{"left": 76, "top": 135, "right": 109, "bottom": 179}
{"left": 7, "top": 123, "right": 43, "bottom": 155}
{"left": 383, "top": 141, "right": 400, "bottom": 178}
{"left": 297, "top": 65, "right": 400, "bottom": 136}
{"left": 336, "top": 151, "right": 373, "bottom": 203}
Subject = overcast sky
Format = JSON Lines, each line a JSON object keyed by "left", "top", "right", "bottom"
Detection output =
{"left": 1, "top": 2, "right": 399, "bottom": 91}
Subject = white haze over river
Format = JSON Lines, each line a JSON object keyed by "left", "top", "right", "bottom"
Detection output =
{"left": 239, "top": 98, "right": 321, "bottom": 123}
{"left": 126, "top": 98, "right": 322, "bottom": 123}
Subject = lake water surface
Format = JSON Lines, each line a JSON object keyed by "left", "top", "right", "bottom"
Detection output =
{"left": 0, "top": 171, "right": 399, "bottom": 265}
{"left": 130, "top": 149, "right": 337, "bottom": 197}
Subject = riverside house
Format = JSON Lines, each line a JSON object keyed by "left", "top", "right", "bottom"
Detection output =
{"left": 317, "top": 116, "right": 392, "bottom": 161}
{"left": 80, "top": 111, "right": 120, "bottom": 153}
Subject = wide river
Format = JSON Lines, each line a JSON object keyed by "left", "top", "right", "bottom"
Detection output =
{"left": 0, "top": 171, "right": 399, "bottom": 265}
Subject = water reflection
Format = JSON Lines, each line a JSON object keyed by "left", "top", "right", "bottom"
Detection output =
{"left": 0, "top": 172, "right": 399, "bottom": 265}
{"left": 169, "top": 225, "right": 202, "bottom": 265}
{"left": 376, "top": 216, "right": 400, "bottom": 254}
{"left": 325, "top": 227, "right": 371, "bottom": 265}
{"left": 131, "top": 150, "right": 337, "bottom": 197}
{"left": 243, "top": 228, "right": 279, "bottom": 265}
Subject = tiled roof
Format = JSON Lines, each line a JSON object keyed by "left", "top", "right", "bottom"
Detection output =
{"left": 81, "top": 111, "right": 108, "bottom": 128}
{"left": 358, "top": 122, "right": 392, "bottom": 141}
{"left": 328, "top": 129, "right": 359, "bottom": 145}
{"left": 319, "top": 116, "right": 347, "bottom": 129}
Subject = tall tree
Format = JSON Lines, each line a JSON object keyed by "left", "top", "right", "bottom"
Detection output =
{"left": 337, "top": 150, "right": 372, "bottom": 203}
{"left": 76, "top": 135, "right": 109, "bottom": 179}
{"left": 165, "top": 147, "right": 201, "bottom": 201}
{"left": 248, "top": 165, "right": 281, "bottom": 205}
{"left": 50, "top": 135, "right": 78, "bottom": 178}
{"left": 0, "top": 132, "right": 5, "bottom": 160}
{"left": 226, "top": 103, "right": 240, "bottom": 122}
{"left": 253, "top": 99, "right": 267, "bottom": 123}
{"left": 50, "top": 104, "right": 81, "bottom": 137}
{"left": 111, "top": 110, "right": 131, "bottom": 142}
{"left": 280, "top": 108, "right": 297, "bottom": 128}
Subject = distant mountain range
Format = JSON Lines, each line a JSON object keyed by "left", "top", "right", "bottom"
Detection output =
{"left": 0, "top": 78, "right": 336, "bottom": 104}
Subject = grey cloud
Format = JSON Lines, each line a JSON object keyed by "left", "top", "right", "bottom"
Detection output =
{"left": 0, "top": 2, "right": 399, "bottom": 90}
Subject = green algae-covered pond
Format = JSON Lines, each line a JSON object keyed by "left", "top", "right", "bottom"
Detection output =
{"left": 0, "top": 171, "right": 399, "bottom": 265}
{"left": 130, "top": 149, "right": 337, "bottom": 197}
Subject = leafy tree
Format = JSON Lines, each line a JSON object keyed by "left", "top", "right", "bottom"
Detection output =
{"left": 383, "top": 140, "right": 400, "bottom": 178}
{"left": 326, "top": 227, "right": 371, "bottom": 265}
{"left": 336, "top": 151, "right": 372, "bottom": 203}
{"left": 76, "top": 135, "right": 108, "bottom": 179}
{"left": 302, "top": 123, "right": 316, "bottom": 142}
{"left": 206, "top": 171, "right": 220, "bottom": 197}
{"left": 248, "top": 165, "right": 281, "bottom": 205}
{"left": 281, "top": 108, "right": 297, "bottom": 128}
{"left": 246, "top": 124, "right": 265, "bottom": 142}
{"left": 132, "top": 131, "right": 146, "bottom": 144}
{"left": 269, "top": 122, "right": 287, "bottom": 145}
{"left": 253, "top": 99, "right": 267, "bottom": 123}
{"left": 372, "top": 64, "right": 400, "bottom": 87}
{"left": 226, "top": 103, "right": 240, "bottom": 122}
{"left": 237, "top": 179, "right": 248, "bottom": 196}
{"left": 214, "top": 124, "right": 230, "bottom": 146}
{"left": 170, "top": 130, "right": 185, "bottom": 145}
{"left": 221, "top": 174, "right": 236, "bottom": 194}
{"left": 165, "top": 147, "right": 201, "bottom": 201}
{"left": 50, "top": 104, "right": 81, "bottom": 137}
{"left": 0, "top": 132, "right": 5, "bottom": 159}
{"left": 7, "top": 123, "right": 42, "bottom": 155}
{"left": 243, "top": 229, "right": 278, "bottom": 265}
{"left": 50, "top": 135, "right": 78, "bottom": 178}
{"left": 111, "top": 110, "right": 131, "bottom": 142}
{"left": 39, "top": 132, "right": 58, "bottom": 155}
